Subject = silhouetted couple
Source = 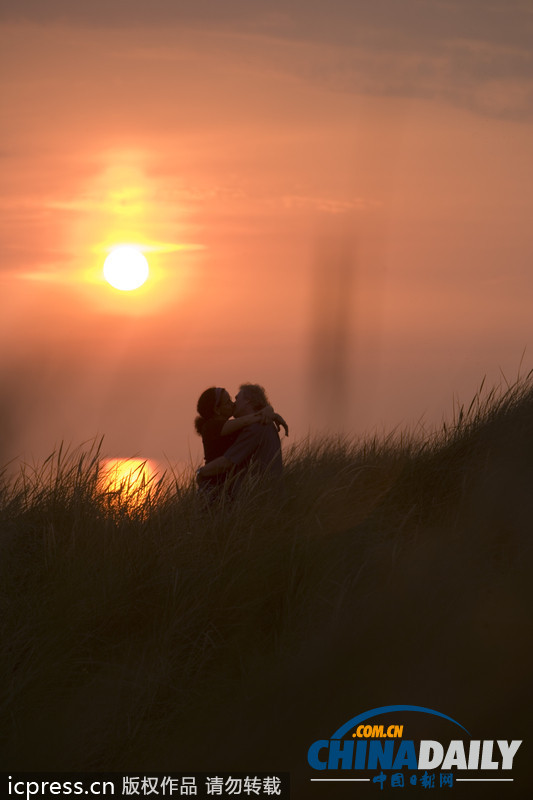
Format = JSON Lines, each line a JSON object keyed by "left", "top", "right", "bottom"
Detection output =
{"left": 195, "top": 383, "right": 288, "bottom": 495}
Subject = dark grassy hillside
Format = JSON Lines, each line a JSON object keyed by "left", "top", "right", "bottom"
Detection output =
{"left": 1, "top": 381, "right": 531, "bottom": 797}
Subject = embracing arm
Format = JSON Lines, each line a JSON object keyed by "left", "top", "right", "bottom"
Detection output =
{"left": 220, "top": 405, "right": 288, "bottom": 436}
{"left": 197, "top": 456, "right": 233, "bottom": 479}
{"left": 270, "top": 411, "right": 289, "bottom": 437}
{"left": 229, "top": 406, "right": 289, "bottom": 435}
{"left": 220, "top": 411, "right": 263, "bottom": 435}
{"left": 197, "top": 424, "right": 261, "bottom": 481}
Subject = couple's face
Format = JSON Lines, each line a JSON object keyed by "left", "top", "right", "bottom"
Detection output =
{"left": 233, "top": 390, "right": 250, "bottom": 418}
{"left": 217, "top": 389, "right": 249, "bottom": 419}
{"left": 216, "top": 390, "right": 235, "bottom": 419}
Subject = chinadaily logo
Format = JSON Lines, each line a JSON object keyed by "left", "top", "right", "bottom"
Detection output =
{"left": 307, "top": 705, "right": 522, "bottom": 790}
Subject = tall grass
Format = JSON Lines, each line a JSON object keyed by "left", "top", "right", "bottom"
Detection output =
{"left": 1, "top": 380, "right": 532, "bottom": 795}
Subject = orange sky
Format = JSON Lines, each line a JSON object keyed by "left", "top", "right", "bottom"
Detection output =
{"left": 1, "top": 1, "right": 532, "bottom": 468}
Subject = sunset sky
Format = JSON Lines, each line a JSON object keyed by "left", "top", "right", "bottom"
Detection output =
{"left": 1, "top": 0, "right": 532, "bottom": 469}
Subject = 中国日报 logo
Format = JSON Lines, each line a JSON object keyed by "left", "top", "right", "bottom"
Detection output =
{"left": 307, "top": 705, "right": 522, "bottom": 790}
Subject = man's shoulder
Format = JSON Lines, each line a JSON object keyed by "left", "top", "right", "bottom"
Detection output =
{"left": 236, "top": 421, "right": 279, "bottom": 440}
{"left": 224, "top": 421, "right": 277, "bottom": 462}
{"left": 242, "top": 422, "right": 281, "bottom": 454}
{"left": 234, "top": 421, "right": 262, "bottom": 437}
{"left": 224, "top": 420, "right": 281, "bottom": 472}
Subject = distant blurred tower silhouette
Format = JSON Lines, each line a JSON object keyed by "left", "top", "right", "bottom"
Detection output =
{"left": 308, "top": 231, "right": 356, "bottom": 432}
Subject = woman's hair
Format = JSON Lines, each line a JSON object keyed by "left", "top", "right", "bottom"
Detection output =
{"left": 194, "top": 387, "right": 223, "bottom": 434}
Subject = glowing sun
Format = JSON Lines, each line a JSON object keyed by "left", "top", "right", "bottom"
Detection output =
{"left": 99, "top": 458, "right": 158, "bottom": 507}
{"left": 103, "top": 246, "right": 149, "bottom": 291}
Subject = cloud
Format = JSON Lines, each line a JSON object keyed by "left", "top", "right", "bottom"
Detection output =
{"left": 281, "top": 195, "right": 377, "bottom": 214}
{"left": 2, "top": 1, "right": 532, "bottom": 120}
{"left": 3, "top": 0, "right": 531, "bottom": 52}
{"left": 287, "top": 35, "right": 533, "bottom": 119}
{"left": 0, "top": 0, "right": 273, "bottom": 29}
